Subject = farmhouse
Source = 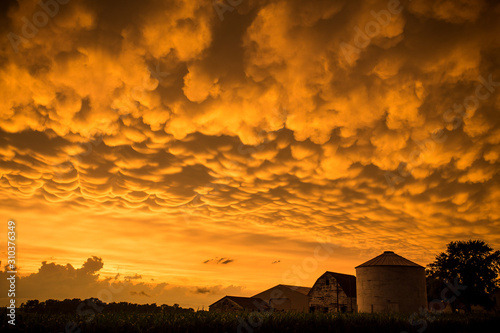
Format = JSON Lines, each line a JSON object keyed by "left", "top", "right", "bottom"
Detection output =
{"left": 308, "top": 272, "right": 357, "bottom": 313}
{"left": 209, "top": 296, "right": 270, "bottom": 312}
{"left": 253, "top": 284, "right": 311, "bottom": 312}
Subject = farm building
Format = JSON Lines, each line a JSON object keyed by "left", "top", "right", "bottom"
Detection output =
{"left": 253, "top": 284, "right": 311, "bottom": 312}
{"left": 209, "top": 296, "right": 270, "bottom": 312}
{"left": 356, "top": 251, "right": 427, "bottom": 313}
{"left": 308, "top": 272, "right": 357, "bottom": 313}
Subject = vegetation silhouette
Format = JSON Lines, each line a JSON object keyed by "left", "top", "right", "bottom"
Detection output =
{"left": 20, "top": 298, "right": 194, "bottom": 314}
{"left": 426, "top": 240, "right": 500, "bottom": 312}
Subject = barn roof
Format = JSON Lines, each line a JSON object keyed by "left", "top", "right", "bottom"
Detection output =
{"left": 355, "top": 251, "right": 423, "bottom": 268}
{"left": 310, "top": 272, "right": 357, "bottom": 298}
{"left": 278, "top": 285, "right": 311, "bottom": 296}
{"left": 209, "top": 296, "right": 269, "bottom": 311}
{"left": 252, "top": 284, "right": 311, "bottom": 298}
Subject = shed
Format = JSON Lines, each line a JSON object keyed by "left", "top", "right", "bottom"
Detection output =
{"left": 209, "top": 296, "right": 270, "bottom": 312}
{"left": 253, "top": 284, "right": 311, "bottom": 312}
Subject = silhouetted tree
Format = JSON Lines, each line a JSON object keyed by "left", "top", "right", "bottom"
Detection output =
{"left": 427, "top": 240, "right": 500, "bottom": 312}
{"left": 20, "top": 299, "right": 194, "bottom": 314}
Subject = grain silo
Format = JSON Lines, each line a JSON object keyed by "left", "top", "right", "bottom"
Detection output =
{"left": 355, "top": 251, "right": 427, "bottom": 313}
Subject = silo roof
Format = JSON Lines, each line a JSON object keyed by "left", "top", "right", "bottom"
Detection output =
{"left": 355, "top": 251, "right": 423, "bottom": 268}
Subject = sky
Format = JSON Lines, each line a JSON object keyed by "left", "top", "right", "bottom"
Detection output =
{"left": 0, "top": 0, "right": 499, "bottom": 309}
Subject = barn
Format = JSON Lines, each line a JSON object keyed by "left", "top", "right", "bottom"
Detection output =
{"left": 308, "top": 271, "right": 357, "bottom": 313}
{"left": 356, "top": 251, "right": 427, "bottom": 313}
{"left": 209, "top": 296, "right": 270, "bottom": 312}
{"left": 253, "top": 284, "right": 311, "bottom": 312}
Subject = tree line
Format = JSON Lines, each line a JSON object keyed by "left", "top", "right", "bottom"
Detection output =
{"left": 20, "top": 298, "right": 195, "bottom": 314}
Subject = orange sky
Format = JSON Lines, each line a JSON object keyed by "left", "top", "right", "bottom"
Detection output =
{"left": 1, "top": 0, "right": 500, "bottom": 309}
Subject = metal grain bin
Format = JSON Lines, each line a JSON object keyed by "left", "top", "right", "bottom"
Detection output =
{"left": 355, "top": 251, "right": 427, "bottom": 313}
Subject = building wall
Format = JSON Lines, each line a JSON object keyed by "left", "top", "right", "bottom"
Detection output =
{"left": 308, "top": 274, "right": 357, "bottom": 313}
{"left": 209, "top": 298, "right": 242, "bottom": 312}
{"left": 269, "top": 298, "right": 291, "bottom": 311}
{"left": 254, "top": 286, "right": 309, "bottom": 312}
{"left": 356, "top": 266, "right": 427, "bottom": 313}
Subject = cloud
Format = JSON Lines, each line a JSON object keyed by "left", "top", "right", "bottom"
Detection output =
{"left": 0, "top": 0, "right": 499, "bottom": 309}
{"left": 0, "top": 257, "right": 245, "bottom": 309}
{"left": 203, "top": 257, "right": 235, "bottom": 265}
{"left": 408, "top": 0, "right": 486, "bottom": 24}
{"left": 124, "top": 273, "right": 142, "bottom": 281}
{"left": 130, "top": 291, "right": 150, "bottom": 297}
{"left": 195, "top": 287, "right": 210, "bottom": 294}
{"left": 0, "top": 257, "right": 161, "bottom": 303}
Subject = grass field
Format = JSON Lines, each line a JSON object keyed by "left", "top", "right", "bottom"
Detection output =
{"left": 1, "top": 308, "right": 499, "bottom": 333}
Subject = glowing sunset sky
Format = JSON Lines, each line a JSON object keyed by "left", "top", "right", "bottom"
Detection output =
{"left": 1, "top": 0, "right": 499, "bottom": 309}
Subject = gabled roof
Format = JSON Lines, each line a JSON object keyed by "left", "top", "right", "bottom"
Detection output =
{"left": 209, "top": 296, "right": 269, "bottom": 311}
{"left": 253, "top": 284, "right": 311, "bottom": 297}
{"left": 309, "top": 272, "right": 357, "bottom": 298}
{"left": 280, "top": 285, "right": 311, "bottom": 296}
{"left": 355, "top": 251, "right": 423, "bottom": 268}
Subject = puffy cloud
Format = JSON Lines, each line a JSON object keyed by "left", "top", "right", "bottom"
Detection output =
{"left": 408, "top": 0, "right": 486, "bottom": 24}
{"left": 0, "top": 0, "right": 499, "bottom": 309}
{"left": 0, "top": 257, "right": 244, "bottom": 309}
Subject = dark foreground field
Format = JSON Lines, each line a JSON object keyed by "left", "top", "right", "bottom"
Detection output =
{"left": 1, "top": 309, "right": 499, "bottom": 333}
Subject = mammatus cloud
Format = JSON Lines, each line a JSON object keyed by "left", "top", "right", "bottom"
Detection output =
{"left": 0, "top": 0, "right": 499, "bottom": 306}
